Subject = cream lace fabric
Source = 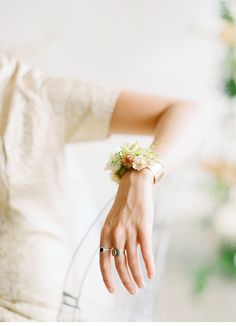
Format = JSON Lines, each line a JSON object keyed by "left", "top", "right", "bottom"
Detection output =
{"left": 0, "top": 54, "right": 121, "bottom": 321}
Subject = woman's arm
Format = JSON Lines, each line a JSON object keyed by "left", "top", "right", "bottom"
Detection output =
{"left": 109, "top": 89, "right": 204, "bottom": 173}
{"left": 99, "top": 90, "right": 205, "bottom": 295}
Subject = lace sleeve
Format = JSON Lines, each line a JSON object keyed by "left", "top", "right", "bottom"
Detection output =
{"left": 42, "top": 76, "right": 121, "bottom": 143}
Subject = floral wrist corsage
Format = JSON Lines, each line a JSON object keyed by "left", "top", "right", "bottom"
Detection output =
{"left": 105, "top": 140, "right": 165, "bottom": 184}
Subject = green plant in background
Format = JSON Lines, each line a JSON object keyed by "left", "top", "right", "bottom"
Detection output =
{"left": 194, "top": 239, "right": 236, "bottom": 294}
{"left": 220, "top": 0, "right": 236, "bottom": 97}
{"left": 218, "top": 242, "right": 236, "bottom": 277}
{"left": 194, "top": 0, "right": 236, "bottom": 294}
{"left": 195, "top": 162, "right": 236, "bottom": 294}
{"left": 209, "top": 175, "right": 230, "bottom": 205}
{"left": 221, "top": 0, "right": 234, "bottom": 23}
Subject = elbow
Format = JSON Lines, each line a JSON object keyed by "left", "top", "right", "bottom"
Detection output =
{"left": 180, "top": 99, "right": 203, "bottom": 116}
{"left": 181, "top": 99, "right": 211, "bottom": 146}
{"left": 180, "top": 99, "right": 207, "bottom": 127}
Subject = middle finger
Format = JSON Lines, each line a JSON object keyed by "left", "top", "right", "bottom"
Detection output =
{"left": 111, "top": 230, "right": 136, "bottom": 295}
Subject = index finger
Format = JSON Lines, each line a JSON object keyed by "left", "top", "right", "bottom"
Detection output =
{"left": 99, "top": 228, "right": 116, "bottom": 293}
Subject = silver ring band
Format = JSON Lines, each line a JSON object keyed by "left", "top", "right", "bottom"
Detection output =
{"left": 111, "top": 248, "right": 125, "bottom": 257}
{"left": 99, "top": 247, "right": 111, "bottom": 253}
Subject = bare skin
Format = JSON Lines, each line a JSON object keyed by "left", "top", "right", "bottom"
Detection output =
{"left": 99, "top": 89, "right": 205, "bottom": 294}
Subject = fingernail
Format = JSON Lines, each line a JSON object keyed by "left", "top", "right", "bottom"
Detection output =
{"left": 148, "top": 273, "right": 154, "bottom": 279}
{"left": 109, "top": 288, "right": 115, "bottom": 293}
{"left": 139, "top": 282, "right": 145, "bottom": 288}
{"left": 130, "top": 289, "right": 136, "bottom": 295}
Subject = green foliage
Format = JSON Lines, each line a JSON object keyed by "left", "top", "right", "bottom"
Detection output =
{"left": 194, "top": 0, "right": 236, "bottom": 296}
{"left": 208, "top": 176, "right": 230, "bottom": 205}
{"left": 218, "top": 243, "right": 236, "bottom": 277}
{"left": 220, "top": 1, "right": 236, "bottom": 98}
{"left": 223, "top": 47, "right": 236, "bottom": 97}
{"left": 220, "top": 0, "right": 234, "bottom": 23}
{"left": 224, "top": 77, "right": 236, "bottom": 97}
{"left": 194, "top": 263, "right": 214, "bottom": 294}
{"left": 193, "top": 243, "right": 236, "bottom": 294}
{"left": 116, "top": 165, "right": 128, "bottom": 178}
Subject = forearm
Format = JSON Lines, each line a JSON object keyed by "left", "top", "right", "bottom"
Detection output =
{"left": 150, "top": 100, "right": 204, "bottom": 175}
{"left": 110, "top": 90, "right": 205, "bottom": 176}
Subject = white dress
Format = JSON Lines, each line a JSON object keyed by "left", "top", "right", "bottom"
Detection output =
{"left": 0, "top": 54, "right": 121, "bottom": 321}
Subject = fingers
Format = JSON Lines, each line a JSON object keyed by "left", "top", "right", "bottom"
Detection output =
{"left": 99, "top": 228, "right": 116, "bottom": 294}
{"left": 138, "top": 226, "right": 155, "bottom": 279}
{"left": 100, "top": 225, "right": 155, "bottom": 295}
{"left": 125, "top": 238, "right": 145, "bottom": 288}
{"left": 111, "top": 228, "right": 137, "bottom": 295}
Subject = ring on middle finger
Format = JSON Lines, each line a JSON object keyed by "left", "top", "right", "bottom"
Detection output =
{"left": 111, "top": 247, "right": 125, "bottom": 257}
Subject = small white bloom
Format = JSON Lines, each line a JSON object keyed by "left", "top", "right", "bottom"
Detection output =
{"left": 214, "top": 200, "right": 236, "bottom": 244}
{"left": 132, "top": 155, "right": 149, "bottom": 171}
{"left": 123, "top": 140, "right": 136, "bottom": 149}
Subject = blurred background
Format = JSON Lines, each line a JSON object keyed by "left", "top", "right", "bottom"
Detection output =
{"left": 1, "top": 0, "right": 236, "bottom": 321}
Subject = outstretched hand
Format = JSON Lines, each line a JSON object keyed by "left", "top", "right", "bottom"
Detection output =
{"left": 99, "top": 168, "right": 155, "bottom": 295}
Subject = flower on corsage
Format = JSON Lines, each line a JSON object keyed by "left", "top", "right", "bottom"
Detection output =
{"left": 104, "top": 150, "right": 122, "bottom": 173}
{"left": 132, "top": 155, "right": 150, "bottom": 171}
{"left": 121, "top": 153, "right": 135, "bottom": 169}
{"left": 105, "top": 140, "right": 162, "bottom": 184}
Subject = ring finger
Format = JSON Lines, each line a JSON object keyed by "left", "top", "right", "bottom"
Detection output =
{"left": 99, "top": 229, "right": 116, "bottom": 293}
{"left": 126, "top": 238, "right": 145, "bottom": 288}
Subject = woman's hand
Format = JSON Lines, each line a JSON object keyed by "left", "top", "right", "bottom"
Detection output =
{"left": 99, "top": 168, "right": 156, "bottom": 295}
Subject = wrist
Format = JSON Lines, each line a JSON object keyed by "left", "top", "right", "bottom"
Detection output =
{"left": 119, "top": 167, "right": 154, "bottom": 186}
{"left": 105, "top": 140, "right": 165, "bottom": 185}
{"left": 135, "top": 167, "right": 155, "bottom": 182}
{"left": 116, "top": 168, "right": 153, "bottom": 204}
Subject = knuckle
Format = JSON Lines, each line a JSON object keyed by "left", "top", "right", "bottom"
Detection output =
{"left": 111, "top": 226, "right": 123, "bottom": 241}
{"left": 138, "top": 223, "right": 149, "bottom": 234}
{"left": 141, "top": 240, "right": 151, "bottom": 251}
{"left": 139, "top": 231, "right": 148, "bottom": 242}
{"left": 114, "top": 226, "right": 123, "bottom": 236}
{"left": 129, "top": 266, "right": 142, "bottom": 281}
{"left": 100, "top": 226, "right": 110, "bottom": 239}
{"left": 126, "top": 226, "right": 136, "bottom": 237}
{"left": 136, "top": 277, "right": 143, "bottom": 283}
{"left": 115, "top": 262, "right": 124, "bottom": 273}
{"left": 111, "top": 235, "right": 116, "bottom": 243}
{"left": 128, "top": 255, "right": 137, "bottom": 264}
{"left": 115, "top": 259, "right": 123, "bottom": 268}
{"left": 137, "top": 220, "right": 146, "bottom": 229}
{"left": 131, "top": 271, "right": 139, "bottom": 280}
{"left": 122, "top": 279, "right": 130, "bottom": 288}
